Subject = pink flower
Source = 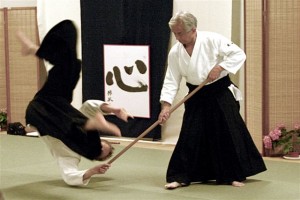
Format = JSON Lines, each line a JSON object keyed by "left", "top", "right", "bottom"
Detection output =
{"left": 294, "top": 123, "right": 300, "bottom": 130}
{"left": 264, "top": 122, "right": 300, "bottom": 153}
{"left": 269, "top": 129, "right": 281, "bottom": 141}
{"left": 276, "top": 123, "right": 285, "bottom": 129}
{"left": 263, "top": 136, "right": 272, "bottom": 149}
{"left": 273, "top": 128, "right": 281, "bottom": 136}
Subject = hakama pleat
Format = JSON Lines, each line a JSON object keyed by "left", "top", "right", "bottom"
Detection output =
{"left": 166, "top": 76, "right": 266, "bottom": 184}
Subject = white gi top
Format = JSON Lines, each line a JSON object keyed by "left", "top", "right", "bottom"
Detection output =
{"left": 160, "top": 31, "right": 246, "bottom": 105}
{"left": 41, "top": 100, "right": 109, "bottom": 186}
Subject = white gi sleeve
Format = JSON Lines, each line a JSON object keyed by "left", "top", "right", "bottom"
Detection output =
{"left": 79, "top": 99, "right": 110, "bottom": 118}
{"left": 160, "top": 48, "right": 182, "bottom": 105}
{"left": 216, "top": 33, "right": 246, "bottom": 74}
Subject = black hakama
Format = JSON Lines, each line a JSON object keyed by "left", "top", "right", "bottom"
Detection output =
{"left": 25, "top": 20, "right": 101, "bottom": 160}
{"left": 166, "top": 75, "right": 267, "bottom": 185}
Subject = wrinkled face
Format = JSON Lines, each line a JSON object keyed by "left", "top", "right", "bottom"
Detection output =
{"left": 98, "top": 141, "right": 112, "bottom": 161}
{"left": 171, "top": 23, "right": 196, "bottom": 46}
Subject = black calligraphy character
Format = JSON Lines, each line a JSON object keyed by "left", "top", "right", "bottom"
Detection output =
{"left": 106, "top": 71, "right": 114, "bottom": 85}
{"left": 107, "top": 90, "right": 113, "bottom": 102}
{"left": 135, "top": 60, "right": 147, "bottom": 74}
{"left": 124, "top": 66, "right": 133, "bottom": 75}
{"left": 105, "top": 59, "right": 148, "bottom": 92}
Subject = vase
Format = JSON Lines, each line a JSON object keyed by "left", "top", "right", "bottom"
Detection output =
{"left": 283, "top": 151, "right": 300, "bottom": 160}
{"left": 266, "top": 146, "right": 284, "bottom": 157}
{"left": 286, "top": 151, "right": 299, "bottom": 157}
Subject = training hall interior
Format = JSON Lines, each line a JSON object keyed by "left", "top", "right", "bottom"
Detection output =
{"left": 0, "top": 0, "right": 299, "bottom": 200}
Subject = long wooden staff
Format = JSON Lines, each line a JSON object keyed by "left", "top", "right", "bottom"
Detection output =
{"left": 107, "top": 79, "right": 209, "bottom": 164}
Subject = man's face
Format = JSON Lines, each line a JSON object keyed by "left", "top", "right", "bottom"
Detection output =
{"left": 171, "top": 23, "right": 194, "bottom": 45}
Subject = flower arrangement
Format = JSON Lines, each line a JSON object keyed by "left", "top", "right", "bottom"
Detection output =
{"left": 263, "top": 123, "right": 300, "bottom": 156}
{"left": 0, "top": 108, "right": 7, "bottom": 131}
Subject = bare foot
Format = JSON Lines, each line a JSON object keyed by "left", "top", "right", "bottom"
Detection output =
{"left": 165, "top": 182, "right": 182, "bottom": 190}
{"left": 85, "top": 113, "right": 121, "bottom": 137}
{"left": 232, "top": 181, "right": 245, "bottom": 187}
{"left": 16, "top": 31, "right": 38, "bottom": 55}
{"left": 114, "top": 108, "right": 134, "bottom": 122}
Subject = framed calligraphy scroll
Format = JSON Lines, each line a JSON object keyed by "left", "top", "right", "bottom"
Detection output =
{"left": 104, "top": 45, "right": 150, "bottom": 118}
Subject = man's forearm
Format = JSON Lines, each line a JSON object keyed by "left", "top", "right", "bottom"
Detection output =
{"left": 161, "top": 101, "right": 171, "bottom": 111}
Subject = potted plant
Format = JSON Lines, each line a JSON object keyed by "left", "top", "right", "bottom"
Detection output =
{"left": 263, "top": 123, "right": 300, "bottom": 158}
{"left": 0, "top": 108, "right": 7, "bottom": 131}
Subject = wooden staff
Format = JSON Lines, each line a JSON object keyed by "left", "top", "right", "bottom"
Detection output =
{"left": 107, "top": 79, "right": 209, "bottom": 164}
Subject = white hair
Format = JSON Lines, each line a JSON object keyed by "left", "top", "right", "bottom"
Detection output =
{"left": 168, "top": 11, "right": 197, "bottom": 32}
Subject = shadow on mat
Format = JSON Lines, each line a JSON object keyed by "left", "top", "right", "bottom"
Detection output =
{"left": 2, "top": 177, "right": 114, "bottom": 200}
{"left": 189, "top": 178, "right": 265, "bottom": 186}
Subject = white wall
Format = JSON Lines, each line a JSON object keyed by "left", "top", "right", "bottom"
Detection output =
{"left": 0, "top": 0, "right": 36, "bottom": 7}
